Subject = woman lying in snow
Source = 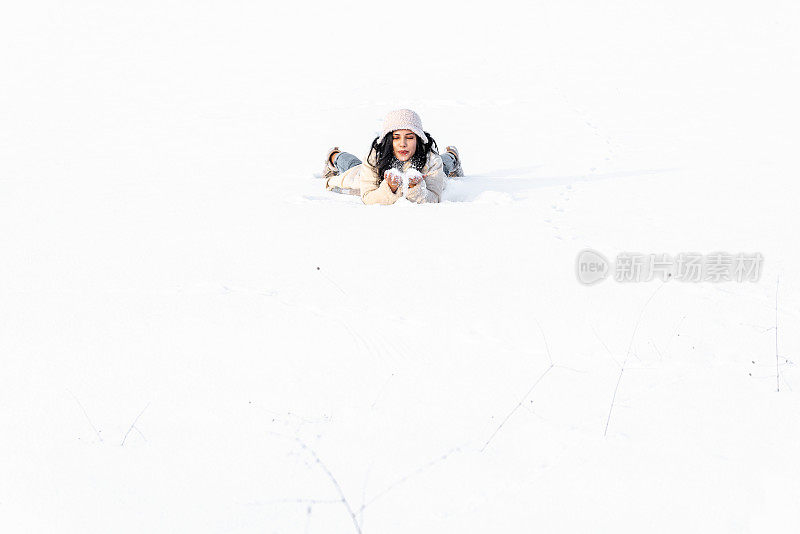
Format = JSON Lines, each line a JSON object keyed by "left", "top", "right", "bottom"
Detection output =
{"left": 322, "top": 109, "right": 464, "bottom": 205}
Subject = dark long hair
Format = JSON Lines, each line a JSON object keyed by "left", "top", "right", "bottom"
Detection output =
{"left": 369, "top": 131, "right": 438, "bottom": 184}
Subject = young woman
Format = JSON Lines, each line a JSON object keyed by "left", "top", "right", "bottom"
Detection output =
{"left": 322, "top": 109, "right": 464, "bottom": 205}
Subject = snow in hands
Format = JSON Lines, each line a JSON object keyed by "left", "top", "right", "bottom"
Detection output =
{"left": 384, "top": 168, "right": 423, "bottom": 198}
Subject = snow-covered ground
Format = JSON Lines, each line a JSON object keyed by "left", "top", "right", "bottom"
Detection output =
{"left": 2, "top": 1, "right": 799, "bottom": 532}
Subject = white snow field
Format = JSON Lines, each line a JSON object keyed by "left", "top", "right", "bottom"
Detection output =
{"left": 2, "top": 1, "right": 799, "bottom": 532}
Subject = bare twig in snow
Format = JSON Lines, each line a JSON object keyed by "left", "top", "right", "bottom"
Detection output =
{"left": 535, "top": 319, "right": 553, "bottom": 366}
{"left": 358, "top": 464, "right": 373, "bottom": 529}
{"left": 121, "top": 402, "right": 150, "bottom": 446}
{"left": 603, "top": 364, "right": 627, "bottom": 438}
{"left": 357, "top": 446, "right": 462, "bottom": 514}
{"left": 295, "top": 437, "right": 362, "bottom": 534}
{"left": 481, "top": 364, "right": 554, "bottom": 452}
{"left": 650, "top": 339, "right": 664, "bottom": 360}
{"left": 481, "top": 322, "right": 555, "bottom": 452}
{"left": 68, "top": 391, "right": 103, "bottom": 443}
{"left": 591, "top": 324, "right": 621, "bottom": 367}
{"left": 370, "top": 373, "right": 394, "bottom": 409}
{"left": 604, "top": 282, "right": 665, "bottom": 437}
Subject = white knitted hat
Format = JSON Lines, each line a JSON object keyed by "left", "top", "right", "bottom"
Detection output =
{"left": 377, "top": 109, "right": 428, "bottom": 144}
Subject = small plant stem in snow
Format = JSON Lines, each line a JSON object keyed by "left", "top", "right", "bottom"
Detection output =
{"left": 482, "top": 321, "right": 554, "bottom": 452}
{"left": 296, "top": 437, "right": 362, "bottom": 534}
{"left": 604, "top": 282, "right": 664, "bottom": 437}
{"left": 121, "top": 402, "right": 150, "bottom": 447}
{"left": 69, "top": 391, "right": 103, "bottom": 443}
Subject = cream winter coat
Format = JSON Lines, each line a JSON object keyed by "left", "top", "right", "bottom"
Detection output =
{"left": 326, "top": 148, "right": 447, "bottom": 205}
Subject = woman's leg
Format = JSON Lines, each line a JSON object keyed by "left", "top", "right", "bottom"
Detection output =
{"left": 326, "top": 152, "right": 363, "bottom": 193}
{"left": 334, "top": 152, "right": 362, "bottom": 173}
{"left": 440, "top": 151, "right": 455, "bottom": 176}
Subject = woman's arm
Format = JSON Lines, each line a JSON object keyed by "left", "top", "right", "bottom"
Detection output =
{"left": 359, "top": 164, "right": 403, "bottom": 205}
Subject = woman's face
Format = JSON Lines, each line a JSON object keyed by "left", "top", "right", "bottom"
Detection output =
{"left": 392, "top": 129, "right": 417, "bottom": 162}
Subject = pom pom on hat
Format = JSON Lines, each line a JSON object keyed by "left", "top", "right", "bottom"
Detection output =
{"left": 377, "top": 109, "right": 428, "bottom": 144}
